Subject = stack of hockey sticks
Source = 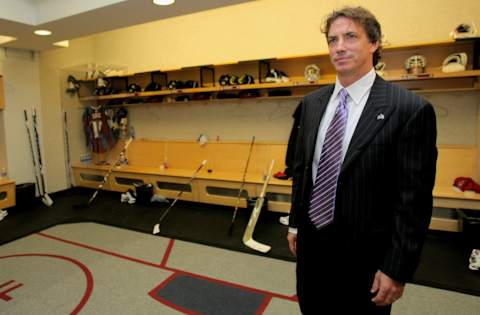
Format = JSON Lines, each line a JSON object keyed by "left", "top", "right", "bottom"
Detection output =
{"left": 228, "top": 136, "right": 255, "bottom": 235}
{"left": 23, "top": 109, "right": 53, "bottom": 206}
{"left": 152, "top": 159, "right": 207, "bottom": 235}
{"left": 242, "top": 159, "right": 275, "bottom": 253}
{"left": 73, "top": 137, "right": 133, "bottom": 210}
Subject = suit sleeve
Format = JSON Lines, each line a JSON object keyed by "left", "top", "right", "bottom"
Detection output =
{"left": 381, "top": 102, "right": 437, "bottom": 282}
{"left": 289, "top": 101, "right": 306, "bottom": 229}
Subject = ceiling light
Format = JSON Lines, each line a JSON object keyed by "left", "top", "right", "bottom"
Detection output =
{"left": 34, "top": 29, "right": 52, "bottom": 36}
{"left": 53, "top": 40, "right": 69, "bottom": 48}
{"left": 0, "top": 35, "right": 17, "bottom": 45}
{"left": 153, "top": 0, "right": 175, "bottom": 5}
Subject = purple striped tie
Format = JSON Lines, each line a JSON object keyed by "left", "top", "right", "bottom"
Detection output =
{"left": 309, "top": 88, "right": 349, "bottom": 229}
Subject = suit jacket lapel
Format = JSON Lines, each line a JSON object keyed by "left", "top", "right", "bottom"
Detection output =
{"left": 341, "top": 76, "right": 393, "bottom": 173}
{"left": 305, "top": 85, "right": 334, "bottom": 166}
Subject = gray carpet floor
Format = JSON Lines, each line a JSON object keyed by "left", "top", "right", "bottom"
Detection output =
{"left": 0, "top": 223, "right": 478, "bottom": 314}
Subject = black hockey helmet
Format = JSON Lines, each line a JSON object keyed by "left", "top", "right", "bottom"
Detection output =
{"left": 127, "top": 83, "right": 142, "bottom": 93}
{"left": 167, "top": 80, "right": 184, "bottom": 90}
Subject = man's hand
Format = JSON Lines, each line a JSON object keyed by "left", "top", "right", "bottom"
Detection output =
{"left": 287, "top": 232, "right": 297, "bottom": 256}
{"left": 370, "top": 270, "right": 405, "bottom": 306}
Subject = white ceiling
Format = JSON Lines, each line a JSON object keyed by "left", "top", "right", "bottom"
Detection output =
{"left": 0, "top": 0, "right": 254, "bottom": 51}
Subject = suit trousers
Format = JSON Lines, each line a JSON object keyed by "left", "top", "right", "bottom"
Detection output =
{"left": 296, "top": 220, "right": 392, "bottom": 315}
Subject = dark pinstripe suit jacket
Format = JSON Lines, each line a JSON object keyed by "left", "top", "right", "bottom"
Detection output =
{"left": 290, "top": 75, "right": 437, "bottom": 283}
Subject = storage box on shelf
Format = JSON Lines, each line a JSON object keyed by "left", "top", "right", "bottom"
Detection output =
{"left": 0, "top": 179, "right": 16, "bottom": 209}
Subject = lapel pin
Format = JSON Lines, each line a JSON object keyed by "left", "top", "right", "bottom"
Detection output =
{"left": 376, "top": 113, "right": 385, "bottom": 120}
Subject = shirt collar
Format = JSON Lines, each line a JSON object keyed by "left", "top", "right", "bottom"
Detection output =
{"left": 333, "top": 68, "right": 376, "bottom": 104}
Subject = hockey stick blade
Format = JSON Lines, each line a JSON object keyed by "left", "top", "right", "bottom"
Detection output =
{"left": 152, "top": 160, "right": 207, "bottom": 235}
{"left": 42, "top": 194, "right": 54, "bottom": 206}
{"left": 243, "top": 239, "right": 271, "bottom": 253}
{"left": 241, "top": 160, "right": 274, "bottom": 253}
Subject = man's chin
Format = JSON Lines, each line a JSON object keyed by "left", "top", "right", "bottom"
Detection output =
{"left": 334, "top": 66, "right": 353, "bottom": 76}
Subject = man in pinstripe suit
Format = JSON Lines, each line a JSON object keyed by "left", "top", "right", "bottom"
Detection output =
{"left": 287, "top": 7, "right": 437, "bottom": 314}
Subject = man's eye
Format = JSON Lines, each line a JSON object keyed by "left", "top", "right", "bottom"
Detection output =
{"left": 328, "top": 38, "right": 337, "bottom": 44}
{"left": 346, "top": 33, "right": 358, "bottom": 39}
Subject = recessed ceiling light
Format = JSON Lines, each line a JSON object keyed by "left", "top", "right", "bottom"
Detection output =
{"left": 34, "top": 29, "right": 52, "bottom": 36}
{"left": 53, "top": 40, "right": 69, "bottom": 48}
{"left": 153, "top": 0, "right": 175, "bottom": 5}
{"left": 0, "top": 35, "right": 17, "bottom": 45}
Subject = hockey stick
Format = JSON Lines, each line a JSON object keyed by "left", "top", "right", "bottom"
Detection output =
{"left": 73, "top": 137, "right": 133, "bottom": 210}
{"left": 242, "top": 159, "right": 275, "bottom": 253}
{"left": 23, "top": 110, "right": 46, "bottom": 205}
{"left": 152, "top": 159, "right": 207, "bottom": 235}
{"left": 63, "top": 111, "right": 73, "bottom": 188}
{"left": 228, "top": 136, "right": 255, "bottom": 235}
{"left": 31, "top": 109, "right": 54, "bottom": 206}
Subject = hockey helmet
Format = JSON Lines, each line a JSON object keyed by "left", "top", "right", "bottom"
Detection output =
{"left": 404, "top": 55, "right": 427, "bottom": 74}
{"left": 167, "top": 80, "right": 184, "bottom": 90}
{"left": 442, "top": 53, "right": 468, "bottom": 73}
{"left": 237, "top": 74, "right": 255, "bottom": 85}
{"left": 265, "top": 69, "right": 289, "bottom": 83}
{"left": 127, "top": 83, "right": 142, "bottom": 93}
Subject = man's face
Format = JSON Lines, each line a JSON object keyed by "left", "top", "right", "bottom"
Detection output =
{"left": 327, "top": 17, "right": 378, "bottom": 78}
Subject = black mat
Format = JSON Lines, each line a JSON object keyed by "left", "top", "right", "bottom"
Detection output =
{"left": 1, "top": 188, "right": 479, "bottom": 297}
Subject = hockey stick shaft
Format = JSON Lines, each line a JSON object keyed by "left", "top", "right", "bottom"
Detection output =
{"left": 64, "top": 111, "right": 73, "bottom": 188}
{"left": 74, "top": 137, "right": 133, "bottom": 209}
{"left": 32, "top": 109, "right": 50, "bottom": 200}
{"left": 242, "top": 159, "right": 275, "bottom": 253}
{"left": 23, "top": 110, "right": 42, "bottom": 196}
{"left": 153, "top": 160, "right": 207, "bottom": 234}
{"left": 31, "top": 109, "right": 53, "bottom": 206}
{"left": 228, "top": 136, "right": 255, "bottom": 235}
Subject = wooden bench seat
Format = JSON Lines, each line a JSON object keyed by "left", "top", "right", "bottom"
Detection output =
{"left": 73, "top": 139, "right": 292, "bottom": 212}
{"left": 72, "top": 140, "right": 480, "bottom": 230}
{"left": 0, "top": 178, "right": 16, "bottom": 209}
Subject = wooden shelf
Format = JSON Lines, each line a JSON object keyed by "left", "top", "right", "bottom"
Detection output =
{"left": 77, "top": 70, "right": 480, "bottom": 103}
{"left": 74, "top": 39, "right": 480, "bottom": 105}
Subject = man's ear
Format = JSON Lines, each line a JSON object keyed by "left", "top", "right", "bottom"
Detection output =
{"left": 370, "top": 40, "right": 379, "bottom": 53}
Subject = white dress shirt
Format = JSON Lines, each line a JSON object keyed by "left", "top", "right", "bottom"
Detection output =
{"left": 289, "top": 68, "right": 376, "bottom": 234}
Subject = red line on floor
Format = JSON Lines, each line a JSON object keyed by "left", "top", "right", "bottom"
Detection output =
{"left": 37, "top": 232, "right": 162, "bottom": 268}
{"left": 256, "top": 295, "right": 273, "bottom": 315}
{"left": 0, "top": 282, "right": 23, "bottom": 301}
{"left": 0, "top": 280, "right": 15, "bottom": 288}
{"left": 0, "top": 253, "right": 93, "bottom": 314}
{"left": 159, "top": 239, "right": 175, "bottom": 267}
{"left": 36, "top": 231, "right": 298, "bottom": 303}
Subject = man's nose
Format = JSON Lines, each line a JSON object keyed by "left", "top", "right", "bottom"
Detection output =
{"left": 335, "top": 38, "right": 346, "bottom": 51}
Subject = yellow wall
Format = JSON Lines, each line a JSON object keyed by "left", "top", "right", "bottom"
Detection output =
{"left": 33, "top": 0, "right": 480, "bottom": 192}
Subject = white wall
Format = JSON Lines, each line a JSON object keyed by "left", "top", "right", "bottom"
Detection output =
{"left": 1, "top": 49, "right": 43, "bottom": 187}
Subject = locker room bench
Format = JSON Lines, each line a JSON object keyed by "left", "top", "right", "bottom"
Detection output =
{"left": 72, "top": 139, "right": 292, "bottom": 213}
{"left": 72, "top": 140, "right": 480, "bottom": 230}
